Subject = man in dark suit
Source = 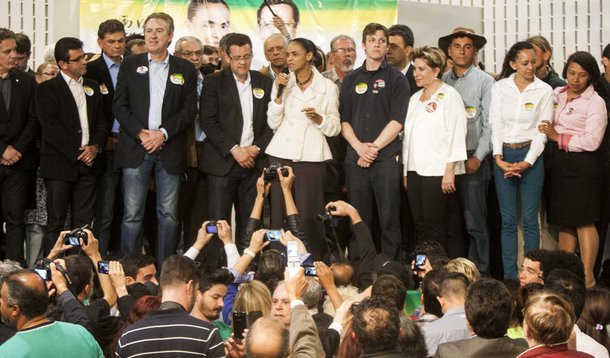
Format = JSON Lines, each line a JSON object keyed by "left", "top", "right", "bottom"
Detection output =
{"left": 113, "top": 12, "right": 197, "bottom": 267}
{"left": 36, "top": 37, "right": 110, "bottom": 255}
{"left": 387, "top": 24, "right": 420, "bottom": 95}
{"left": 86, "top": 19, "right": 126, "bottom": 256}
{"left": 200, "top": 33, "right": 273, "bottom": 263}
{"left": 0, "top": 28, "right": 38, "bottom": 263}
{"left": 435, "top": 279, "right": 528, "bottom": 358}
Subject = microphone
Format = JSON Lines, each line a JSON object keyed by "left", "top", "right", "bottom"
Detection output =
{"left": 277, "top": 67, "right": 290, "bottom": 98}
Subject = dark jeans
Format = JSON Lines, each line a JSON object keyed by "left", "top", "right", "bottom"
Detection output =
{"left": 456, "top": 156, "right": 492, "bottom": 274}
{"left": 407, "top": 172, "right": 450, "bottom": 250}
{"left": 208, "top": 164, "right": 258, "bottom": 268}
{"left": 92, "top": 150, "right": 121, "bottom": 256}
{"left": 0, "top": 167, "right": 29, "bottom": 263}
{"left": 345, "top": 157, "right": 402, "bottom": 260}
{"left": 43, "top": 165, "right": 97, "bottom": 255}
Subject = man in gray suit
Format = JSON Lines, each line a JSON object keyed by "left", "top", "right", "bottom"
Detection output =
{"left": 435, "top": 279, "right": 528, "bottom": 358}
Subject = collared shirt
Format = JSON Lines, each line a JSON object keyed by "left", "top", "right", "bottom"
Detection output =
{"left": 490, "top": 74, "right": 554, "bottom": 164}
{"left": 148, "top": 53, "right": 169, "bottom": 138}
{"left": 443, "top": 65, "right": 495, "bottom": 160}
{"left": 0, "top": 70, "right": 14, "bottom": 112}
{"left": 322, "top": 67, "right": 343, "bottom": 87}
{"left": 61, "top": 71, "right": 90, "bottom": 147}
{"left": 102, "top": 53, "right": 121, "bottom": 133}
{"left": 339, "top": 60, "right": 410, "bottom": 162}
{"left": 234, "top": 72, "right": 254, "bottom": 147}
{"left": 422, "top": 306, "right": 471, "bottom": 357}
{"left": 553, "top": 84, "right": 607, "bottom": 152}
{"left": 400, "top": 62, "right": 411, "bottom": 76}
{"left": 194, "top": 71, "right": 206, "bottom": 142}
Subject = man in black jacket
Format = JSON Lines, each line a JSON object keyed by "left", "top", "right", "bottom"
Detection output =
{"left": 0, "top": 28, "right": 38, "bottom": 264}
{"left": 36, "top": 37, "right": 110, "bottom": 256}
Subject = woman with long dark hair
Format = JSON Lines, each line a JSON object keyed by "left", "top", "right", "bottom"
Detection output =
{"left": 490, "top": 41, "right": 554, "bottom": 279}
{"left": 538, "top": 51, "right": 608, "bottom": 287}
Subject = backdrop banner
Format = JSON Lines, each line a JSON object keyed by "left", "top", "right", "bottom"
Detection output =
{"left": 80, "top": 0, "right": 398, "bottom": 69}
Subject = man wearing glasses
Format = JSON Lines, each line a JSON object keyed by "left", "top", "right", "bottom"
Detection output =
{"left": 36, "top": 36, "right": 110, "bottom": 256}
{"left": 200, "top": 33, "right": 273, "bottom": 262}
{"left": 256, "top": 0, "right": 300, "bottom": 42}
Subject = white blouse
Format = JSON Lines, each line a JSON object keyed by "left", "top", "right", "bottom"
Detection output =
{"left": 402, "top": 82, "right": 467, "bottom": 176}
{"left": 266, "top": 67, "right": 341, "bottom": 162}
{"left": 490, "top": 74, "right": 554, "bottom": 164}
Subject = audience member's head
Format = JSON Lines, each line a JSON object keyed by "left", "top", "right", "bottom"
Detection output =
{"left": 0, "top": 260, "right": 22, "bottom": 284}
{"left": 255, "top": 250, "right": 286, "bottom": 294}
{"left": 35, "top": 62, "right": 59, "bottom": 84}
{"left": 466, "top": 279, "right": 512, "bottom": 338}
{"left": 234, "top": 280, "right": 273, "bottom": 318}
{"left": 373, "top": 255, "right": 412, "bottom": 289}
{"left": 337, "top": 325, "right": 361, "bottom": 358}
{"left": 111, "top": 295, "right": 161, "bottom": 353}
{"left": 271, "top": 281, "right": 291, "bottom": 327}
{"left": 577, "top": 287, "right": 610, "bottom": 352}
{"left": 520, "top": 249, "right": 546, "bottom": 286}
{"left": 245, "top": 316, "right": 289, "bottom": 358}
{"left": 545, "top": 268, "right": 586, "bottom": 318}
{"left": 371, "top": 275, "right": 406, "bottom": 312}
{"left": 331, "top": 262, "right": 354, "bottom": 287}
{"left": 438, "top": 272, "right": 469, "bottom": 313}
{"left": 541, "top": 250, "right": 585, "bottom": 283}
{"left": 121, "top": 253, "right": 158, "bottom": 286}
{"left": 125, "top": 38, "right": 146, "bottom": 57}
{"left": 352, "top": 297, "right": 400, "bottom": 354}
{"left": 398, "top": 314, "right": 427, "bottom": 358}
{"left": 420, "top": 269, "right": 446, "bottom": 318}
{"left": 301, "top": 278, "right": 323, "bottom": 311}
{"left": 158, "top": 255, "right": 201, "bottom": 311}
{"left": 193, "top": 268, "right": 233, "bottom": 322}
{"left": 510, "top": 283, "right": 544, "bottom": 329}
{"left": 0, "top": 270, "right": 48, "bottom": 330}
{"left": 13, "top": 33, "right": 31, "bottom": 71}
{"left": 523, "top": 292, "right": 575, "bottom": 347}
{"left": 445, "top": 257, "right": 480, "bottom": 284}
{"left": 64, "top": 254, "right": 95, "bottom": 301}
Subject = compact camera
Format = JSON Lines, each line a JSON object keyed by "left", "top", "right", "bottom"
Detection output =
{"left": 317, "top": 206, "right": 339, "bottom": 227}
{"left": 263, "top": 162, "right": 289, "bottom": 182}
{"left": 65, "top": 225, "right": 88, "bottom": 246}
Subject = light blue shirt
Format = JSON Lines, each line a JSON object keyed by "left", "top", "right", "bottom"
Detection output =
{"left": 422, "top": 306, "right": 471, "bottom": 357}
{"left": 103, "top": 53, "right": 122, "bottom": 134}
{"left": 148, "top": 53, "right": 169, "bottom": 139}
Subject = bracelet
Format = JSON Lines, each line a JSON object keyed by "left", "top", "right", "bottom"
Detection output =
{"left": 244, "top": 248, "right": 256, "bottom": 258}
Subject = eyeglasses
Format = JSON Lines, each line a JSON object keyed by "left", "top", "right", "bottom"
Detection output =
{"left": 67, "top": 55, "right": 87, "bottom": 63}
{"left": 229, "top": 54, "right": 253, "bottom": 62}
{"left": 259, "top": 21, "right": 297, "bottom": 30}
{"left": 334, "top": 48, "right": 356, "bottom": 54}
{"left": 179, "top": 50, "right": 204, "bottom": 57}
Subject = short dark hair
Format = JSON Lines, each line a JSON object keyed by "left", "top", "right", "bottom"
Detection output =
{"left": 97, "top": 19, "right": 125, "bottom": 39}
{"left": 254, "top": 250, "right": 286, "bottom": 293}
{"left": 439, "top": 272, "right": 469, "bottom": 300}
{"left": 398, "top": 315, "right": 428, "bottom": 357}
{"left": 159, "top": 255, "right": 200, "bottom": 288}
{"left": 64, "top": 255, "right": 94, "bottom": 295}
{"left": 545, "top": 268, "right": 587, "bottom": 318}
{"left": 187, "top": 0, "right": 229, "bottom": 21}
{"left": 203, "top": 45, "right": 218, "bottom": 55}
{"left": 466, "top": 279, "right": 513, "bottom": 338}
{"left": 604, "top": 43, "right": 610, "bottom": 59}
{"left": 541, "top": 250, "right": 585, "bottom": 282}
{"left": 362, "top": 23, "right": 388, "bottom": 44}
{"left": 143, "top": 12, "right": 174, "bottom": 34}
{"left": 256, "top": 0, "right": 300, "bottom": 26}
{"left": 225, "top": 33, "right": 252, "bottom": 55}
{"left": 421, "top": 269, "right": 445, "bottom": 317}
{"left": 4, "top": 270, "right": 48, "bottom": 319}
{"left": 388, "top": 24, "right": 414, "bottom": 48}
{"left": 14, "top": 33, "right": 31, "bottom": 55}
{"left": 524, "top": 249, "right": 547, "bottom": 264}
{"left": 120, "top": 254, "right": 156, "bottom": 279}
{"left": 413, "top": 240, "right": 447, "bottom": 259}
{"left": 199, "top": 268, "right": 233, "bottom": 293}
{"left": 54, "top": 37, "right": 84, "bottom": 63}
{"left": 372, "top": 275, "right": 406, "bottom": 311}
{"left": 352, "top": 297, "right": 400, "bottom": 354}
{"left": 0, "top": 28, "right": 16, "bottom": 44}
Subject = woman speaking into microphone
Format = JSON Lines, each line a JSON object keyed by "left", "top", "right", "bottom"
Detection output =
{"left": 266, "top": 37, "right": 341, "bottom": 260}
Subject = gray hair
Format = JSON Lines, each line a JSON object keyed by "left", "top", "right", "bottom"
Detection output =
{"left": 301, "top": 277, "right": 322, "bottom": 309}
{"left": 174, "top": 36, "right": 203, "bottom": 54}
{"left": 330, "top": 34, "right": 356, "bottom": 51}
{"left": 264, "top": 33, "right": 288, "bottom": 49}
{"left": 0, "top": 260, "right": 22, "bottom": 284}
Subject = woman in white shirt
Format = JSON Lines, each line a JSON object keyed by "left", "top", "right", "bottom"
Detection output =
{"left": 266, "top": 37, "right": 341, "bottom": 259}
{"left": 490, "top": 41, "right": 554, "bottom": 279}
{"left": 402, "top": 46, "right": 467, "bottom": 250}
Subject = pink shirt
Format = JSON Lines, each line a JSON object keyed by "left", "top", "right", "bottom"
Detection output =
{"left": 553, "top": 84, "right": 608, "bottom": 152}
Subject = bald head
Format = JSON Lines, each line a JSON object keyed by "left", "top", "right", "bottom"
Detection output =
{"left": 331, "top": 262, "right": 353, "bottom": 286}
{"left": 246, "top": 316, "right": 289, "bottom": 358}
{"left": 1, "top": 270, "right": 48, "bottom": 329}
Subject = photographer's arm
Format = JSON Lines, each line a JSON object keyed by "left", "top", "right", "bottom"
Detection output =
{"left": 184, "top": 221, "right": 214, "bottom": 260}
{"left": 108, "top": 261, "right": 134, "bottom": 318}
{"left": 315, "top": 261, "right": 344, "bottom": 310}
{"left": 240, "top": 175, "right": 269, "bottom": 251}
{"left": 233, "top": 230, "right": 269, "bottom": 274}
{"left": 82, "top": 230, "right": 117, "bottom": 307}
{"left": 47, "top": 231, "right": 73, "bottom": 260}
{"left": 51, "top": 261, "right": 93, "bottom": 332}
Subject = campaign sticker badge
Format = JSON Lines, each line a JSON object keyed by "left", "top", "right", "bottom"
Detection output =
{"left": 253, "top": 88, "right": 265, "bottom": 99}
{"left": 170, "top": 74, "right": 184, "bottom": 85}
{"left": 436, "top": 92, "right": 445, "bottom": 101}
{"left": 83, "top": 86, "right": 94, "bottom": 96}
{"left": 465, "top": 106, "right": 477, "bottom": 119}
{"left": 524, "top": 102, "right": 535, "bottom": 111}
{"left": 136, "top": 66, "right": 148, "bottom": 75}
{"left": 426, "top": 102, "right": 438, "bottom": 113}
{"left": 355, "top": 83, "right": 368, "bottom": 94}
{"left": 100, "top": 83, "right": 109, "bottom": 95}
{"left": 374, "top": 79, "right": 386, "bottom": 89}
{"left": 553, "top": 102, "right": 558, "bottom": 110}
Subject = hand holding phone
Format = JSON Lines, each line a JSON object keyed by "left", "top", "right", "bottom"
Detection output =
{"left": 97, "top": 260, "right": 110, "bottom": 274}
{"left": 233, "top": 311, "right": 247, "bottom": 340}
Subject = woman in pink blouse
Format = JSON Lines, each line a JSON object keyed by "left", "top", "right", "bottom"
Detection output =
{"left": 539, "top": 51, "right": 609, "bottom": 287}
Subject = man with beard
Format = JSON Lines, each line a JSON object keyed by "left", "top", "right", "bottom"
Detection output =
{"left": 115, "top": 255, "right": 224, "bottom": 357}
{"left": 191, "top": 268, "right": 234, "bottom": 340}
{"left": 259, "top": 33, "right": 287, "bottom": 80}
{"left": 322, "top": 34, "right": 357, "bottom": 87}
{"left": 0, "top": 270, "right": 103, "bottom": 357}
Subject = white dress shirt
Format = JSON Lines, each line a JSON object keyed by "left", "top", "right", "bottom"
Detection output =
{"left": 61, "top": 71, "right": 89, "bottom": 147}
{"left": 402, "top": 82, "right": 467, "bottom": 176}
{"left": 490, "top": 74, "right": 554, "bottom": 164}
{"left": 234, "top": 72, "right": 254, "bottom": 147}
{"left": 266, "top": 67, "right": 341, "bottom": 162}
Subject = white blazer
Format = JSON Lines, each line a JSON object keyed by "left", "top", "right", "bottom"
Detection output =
{"left": 265, "top": 67, "right": 341, "bottom": 162}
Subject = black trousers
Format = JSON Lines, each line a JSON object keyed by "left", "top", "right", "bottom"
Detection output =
{"left": 0, "top": 167, "right": 29, "bottom": 263}
{"left": 179, "top": 166, "right": 209, "bottom": 249}
{"left": 269, "top": 157, "right": 326, "bottom": 261}
{"left": 43, "top": 165, "right": 97, "bottom": 255}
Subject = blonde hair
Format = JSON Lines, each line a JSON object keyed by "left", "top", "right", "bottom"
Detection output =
{"left": 445, "top": 258, "right": 480, "bottom": 284}
{"left": 234, "top": 280, "right": 273, "bottom": 317}
{"left": 524, "top": 292, "right": 575, "bottom": 345}
{"left": 412, "top": 46, "right": 446, "bottom": 73}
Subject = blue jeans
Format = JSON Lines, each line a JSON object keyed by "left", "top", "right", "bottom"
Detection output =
{"left": 457, "top": 156, "right": 491, "bottom": 275}
{"left": 121, "top": 153, "right": 181, "bottom": 268}
{"left": 494, "top": 146, "right": 544, "bottom": 278}
{"left": 93, "top": 150, "right": 121, "bottom": 256}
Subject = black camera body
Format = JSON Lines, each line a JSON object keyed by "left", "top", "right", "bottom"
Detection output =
{"left": 264, "top": 162, "right": 289, "bottom": 182}
{"left": 33, "top": 258, "right": 52, "bottom": 280}
{"left": 317, "top": 206, "right": 339, "bottom": 227}
{"left": 65, "top": 226, "right": 88, "bottom": 246}
{"left": 206, "top": 221, "right": 218, "bottom": 234}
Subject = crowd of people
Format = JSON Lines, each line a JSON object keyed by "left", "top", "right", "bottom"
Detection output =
{"left": 0, "top": 0, "right": 610, "bottom": 356}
